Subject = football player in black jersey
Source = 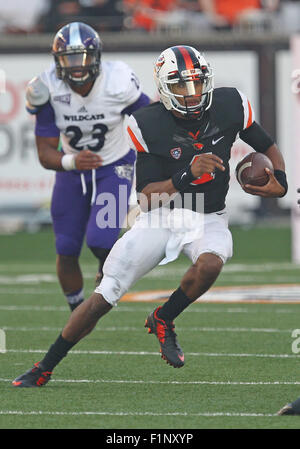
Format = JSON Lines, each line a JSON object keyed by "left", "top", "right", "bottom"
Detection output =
{"left": 12, "top": 45, "right": 288, "bottom": 387}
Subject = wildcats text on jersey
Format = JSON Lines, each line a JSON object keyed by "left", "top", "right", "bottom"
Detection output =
{"left": 63, "top": 113, "right": 105, "bottom": 121}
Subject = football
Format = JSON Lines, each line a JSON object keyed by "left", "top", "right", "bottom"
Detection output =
{"left": 235, "top": 152, "right": 274, "bottom": 187}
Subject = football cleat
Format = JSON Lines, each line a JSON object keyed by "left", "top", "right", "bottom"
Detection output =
{"left": 145, "top": 306, "right": 185, "bottom": 368}
{"left": 12, "top": 362, "right": 52, "bottom": 387}
{"left": 277, "top": 396, "right": 300, "bottom": 415}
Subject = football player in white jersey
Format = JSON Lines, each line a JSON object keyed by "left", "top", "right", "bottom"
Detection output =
{"left": 25, "top": 22, "right": 150, "bottom": 311}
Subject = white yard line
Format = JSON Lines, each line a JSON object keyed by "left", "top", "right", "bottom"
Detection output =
{"left": 0, "top": 325, "right": 293, "bottom": 334}
{"left": 0, "top": 410, "right": 276, "bottom": 417}
{"left": 0, "top": 304, "right": 297, "bottom": 313}
{"left": 2, "top": 377, "right": 300, "bottom": 386}
{"left": 0, "top": 289, "right": 60, "bottom": 294}
{"left": 0, "top": 262, "right": 298, "bottom": 285}
{"left": 4, "top": 348, "right": 299, "bottom": 359}
{"left": 4, "top": 283, "right": 300, "bottom": 303}
{"left": 0, "top": 274, "right": 297, "bottom": 284}
{"left": 0, "top": 261, "right": 297, "bottom": 272}
{"left": 0, "top": 305, "right": 69, "bottom": 311}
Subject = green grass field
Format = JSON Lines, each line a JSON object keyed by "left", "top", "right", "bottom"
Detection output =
{"left": 1, "top": 225, "right": 300, "bottom": 430}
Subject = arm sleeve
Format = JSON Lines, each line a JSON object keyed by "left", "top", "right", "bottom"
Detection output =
{"left": 236, "top": 89, "right": 255, "bottom": 130}
{"left": 239, "top": 121, "right": 275, "bottom": 153}
{"left": 127, "top": 114, "right": 166, "bottom": 191}
{"left": 121, "top": 92, "right": 151, "bottom": 115}
{"left": 35, "top": 102, "right": 60, "bottom": 138}
{"left": 136, "top": 152, "right": 166, "bottom": 192}
{"left": 113, "top": 62, "right": 143, "bottom": 109}
{"left": 127, "top": 114, "right": 150, "bottom": 153}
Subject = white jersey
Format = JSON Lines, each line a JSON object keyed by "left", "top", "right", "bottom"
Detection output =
{"left": 40, "top": 60, "right": 142, "bottom": 165}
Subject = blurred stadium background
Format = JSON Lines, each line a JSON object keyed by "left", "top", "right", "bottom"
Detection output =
{"left": 1, "top": 0, "right": 300, "bottom": 430}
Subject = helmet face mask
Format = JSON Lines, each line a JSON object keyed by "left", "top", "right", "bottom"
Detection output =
{"left": 52, "top": 22, "right": 102, "bottom": 87}
{"left": 154, "top": 46, "right": 214, "bottom": 119}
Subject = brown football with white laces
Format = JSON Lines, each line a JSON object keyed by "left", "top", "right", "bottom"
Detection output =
{"left": 235, "top": 152, "right": 274, "bottom": 187}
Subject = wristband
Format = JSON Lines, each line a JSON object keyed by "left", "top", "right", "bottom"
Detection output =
{"left": 61, "top": 154, "right": 76, "bottom": 171}
{"left": 171, "top": 165, "right": 197, "bottom": 191}
{"left": 274, "top": 170, "right": 288, "bottom": 195}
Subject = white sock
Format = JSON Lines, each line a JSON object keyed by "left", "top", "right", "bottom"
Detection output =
{"left": 65, "top": 288, "right": 84, "bottom": 307}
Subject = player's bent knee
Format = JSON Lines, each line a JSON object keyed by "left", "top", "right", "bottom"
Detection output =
{"left": 95, "top": 274, "right": 127, "bottom": 307}
{"left": 87, "top": 292, "right": 112, "bottom": 317}
{"left": 181, "top": 253, "right": 223, "bottom": 294}
{"left": 56, "top": 234, "right": 82, "bottom": 257}
{"left": 57, "top": 254, "right": 80, "bottom": 272}
{"left": 195, "top": 253, "right": 224, "bottom": 280}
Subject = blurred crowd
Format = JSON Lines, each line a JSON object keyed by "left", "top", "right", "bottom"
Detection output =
{"left": 0, "top": 0, "right": 300, "bottom": 34}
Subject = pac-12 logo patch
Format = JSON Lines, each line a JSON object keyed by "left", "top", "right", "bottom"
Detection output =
{"left": 170, "top": 147, "right": 182, "bottom": 159}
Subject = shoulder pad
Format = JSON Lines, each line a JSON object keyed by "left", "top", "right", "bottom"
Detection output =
{"left": 210, "top": 87, "right": 245, "bottom": 131}
{"left": 26, "top": 76, "right": 50, "bottom": 114}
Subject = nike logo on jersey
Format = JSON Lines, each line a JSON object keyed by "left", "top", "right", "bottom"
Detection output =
{"left": 212, "top": 136, "right": 224, "bottom": 145}
{"left": 180, "top": 172, "right": 187, "bottom": 180}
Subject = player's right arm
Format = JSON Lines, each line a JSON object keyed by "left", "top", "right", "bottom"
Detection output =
{"left": 36, "top": 136, "right": 102, "bottom": 171}
{"left": 137, "top": 154, "right": 224, "bottom": 211}
{"left": 140, "top": 155, "right": 224, "bottom": 196}
{"left": 27, "top": 76, "right": 102, "bottom": 171}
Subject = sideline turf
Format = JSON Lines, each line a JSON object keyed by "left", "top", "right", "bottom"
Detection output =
{"left": 1, "top": 226, "right": 300, "bottom": 430}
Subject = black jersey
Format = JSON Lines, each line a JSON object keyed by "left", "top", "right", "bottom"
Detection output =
{"left": 128, "top": 87, "right": 274, "bottom": 213}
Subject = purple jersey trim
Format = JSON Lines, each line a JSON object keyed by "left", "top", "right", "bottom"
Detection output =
{"left": 35, "top": 102, "right": 60, "bottom": 138}
{"left": 121, "top": 92, "right": 150, "bottom": 116}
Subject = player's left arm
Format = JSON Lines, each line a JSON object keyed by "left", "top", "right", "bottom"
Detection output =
{"left": 237, "top": 90, "right": 288, "bottom": 198}
{"left": 119, "top": 64, "right": 152, "bottom": 115}
{"left": 240, "top": 124, "right": 287, "bottom": 198}
{"left": 121, "top": 92, "right": 152, "bottom": 116}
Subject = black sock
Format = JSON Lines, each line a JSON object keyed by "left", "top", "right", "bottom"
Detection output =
{"left": 39, "top": 334, "right": 75, "bottom": 372}
{"left": 156, "top": 287, "right": 194, "bottom": 322}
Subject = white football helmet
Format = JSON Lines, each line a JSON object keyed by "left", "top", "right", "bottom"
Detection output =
{"left": 154, "top": 45, "right": 214, "bottom": 118}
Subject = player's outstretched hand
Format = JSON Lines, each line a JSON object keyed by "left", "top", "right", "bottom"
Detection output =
{"left": 190, "top": 154, "right": 225, "bottom": 178}
{"left": 75, "top": 149, "right": 102, "bottom": 170}
{"left": 243, "top": 168, "right": 286, "bottom": 198}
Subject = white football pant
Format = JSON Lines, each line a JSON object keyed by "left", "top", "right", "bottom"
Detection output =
{"left": 95, "top": 207, "right": 233, "bottom": 306}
